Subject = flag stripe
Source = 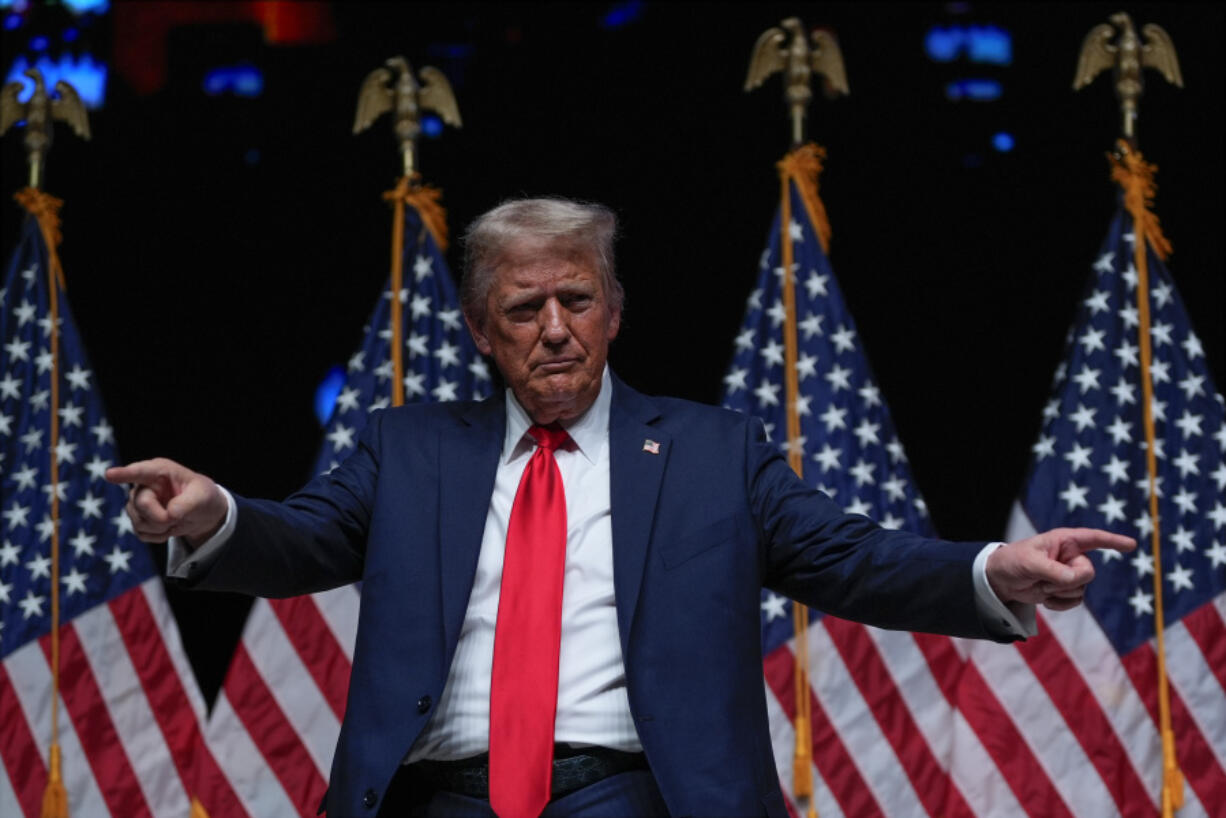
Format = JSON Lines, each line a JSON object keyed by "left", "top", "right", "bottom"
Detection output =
{"left": 1164, "top": 621, "right": 1226, "bottom": 772}
{"left": 910, "top": 632, "right": 965, "bottom": 703}
{"left": 224, "top": 643, "right": 329, "bottom": 812}
{"left": 1040, "top": 607, "right": 1164, "bottom": 801}
{"left": 73, "top": 596, "right": 190, "bottom": 817}
{"left": 954, "top": 661, "right": 1075, "bottom": 817}
{"left": 311, "top": 584, "right": 360, "bottom": 660}
{"left": 824, "top": 617, "right": 969, "bottom": 817}
{"left": 1179, "top": 598, "right": 1226, "bottom": 697}
{"left": 5, "top": 618, "right": 111, "bottom": 817}
{"left": 244, "top": 602, "right": 341, "bottom": 776}
{"left": 111, "top": 585, "right": 249, "bottom": 818}
{"left": 762, "top": 677, "right": 845, "bottom": 818}
{"left": 0, "top": 661, "right": 46, "bottom": 818}
{"left": 1014, "top": 621, "right": 1153, "bottom": 815}
{"left": 269, "top": 595, "right": 351, "bottom": 719}
{"left": 973, "top": 636, "right": 1122, "bottom": 816}
{"left": 807, "top": 621, "right": 925, "bottom": 817}
{"left": 207, "top": 692, "right": 292, "bottom": 818}
{"left": 945, "top": 708, "right": 1027, "bottom": 817}
{"left": 44, "top": 623, "right": 154, "bottom": 818}
{"left": 1121, "top": 643, "right": 1226, "bottom": 813}
{"left": 763, "top": 644, "right": 883, "bottom": 817}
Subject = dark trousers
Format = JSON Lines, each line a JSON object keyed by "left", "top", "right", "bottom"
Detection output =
{"left": 378, "top": 767, "right": 670, "bottom": 817}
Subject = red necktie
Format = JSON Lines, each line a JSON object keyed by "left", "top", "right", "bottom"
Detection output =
{"left": 489, "top": 424, "right": 570, "bottom": 818}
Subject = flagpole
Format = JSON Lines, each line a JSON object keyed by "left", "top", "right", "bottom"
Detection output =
{"left": 3, "top": 67, "right": 91, "bottom": 818}
{"left": 746, "top": 20, "right": 847, "bottom": 818}
{"left": 355, "top": 56, "right": 461, "bottom": 411}
{"left": 1111, "top": 141, "right": 1183, "bottom": 817}
{"left": 1074, "top": 16, "right": 1184, "bottom": 815}
{"left": 16, "top": 188, "right": 70, "bottom": 818}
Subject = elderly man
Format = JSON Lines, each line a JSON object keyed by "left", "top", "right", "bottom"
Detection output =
{"left": 108, "top": 198, "right": 1133, "bottom": 818}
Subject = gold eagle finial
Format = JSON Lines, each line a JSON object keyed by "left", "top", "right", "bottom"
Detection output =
{"left": 1073, "top": 11, "right": 1182, "bottom": 141}
{"left": 354, "top": 56, "right": 461, "bottom": 179}
{"left": 745, "top": 17, "right": 849, "bottom": 146}
{"left": 0, "top": 69, "right": 91, "bottom": 189}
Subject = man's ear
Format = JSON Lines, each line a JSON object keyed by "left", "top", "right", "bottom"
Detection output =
{"left": 464, "top": 310, "right": 492, "bottom": 356}
{"left": 607, "top": 306, "right": 622, "bottom": 342}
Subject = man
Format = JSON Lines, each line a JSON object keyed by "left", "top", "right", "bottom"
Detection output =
{"left": 108, "top": 198, "right": 1133, "bottom": 818}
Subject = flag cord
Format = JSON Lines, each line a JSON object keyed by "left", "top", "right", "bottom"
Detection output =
{"left": 1111, "top": 140, "right": 1182, "bottom": 817}
{"left": 389, "top": 181, "right": 407, "bottom": 407}
{"left": 778, "top": 146, "right": 825, "bottom": 818}
{"left": 16, "top": 188, "right": 70, "bottom": 818}
{"left": 383, "top": 175, "right": 451, "bottom": 410}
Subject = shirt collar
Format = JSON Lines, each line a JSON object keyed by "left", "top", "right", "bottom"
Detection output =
{"left": 502, "top": 366, "right": 610, "bottom": 465}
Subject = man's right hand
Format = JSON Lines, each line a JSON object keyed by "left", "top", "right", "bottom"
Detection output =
{"left": 105, "top": 458, "right": 228, "bottom": 548}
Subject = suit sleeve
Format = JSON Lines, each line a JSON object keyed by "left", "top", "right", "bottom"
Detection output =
{"left": 175, "top": 410, "right": 384, "bottom": 597}
{"left": 746, "top": 415, "right": 1003, "bottom": 640}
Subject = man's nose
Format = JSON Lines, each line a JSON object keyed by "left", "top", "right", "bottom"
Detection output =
{"left": 540, "top": 300, "right": 569, "bottom": 343}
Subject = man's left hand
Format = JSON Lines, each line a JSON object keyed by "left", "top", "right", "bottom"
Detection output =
{"left": 987, "top": 528, "right": 1136, "bottom": 611}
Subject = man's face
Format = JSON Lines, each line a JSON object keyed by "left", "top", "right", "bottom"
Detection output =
{"left": 467, "top": 244, "right": 620, "bottom": 425}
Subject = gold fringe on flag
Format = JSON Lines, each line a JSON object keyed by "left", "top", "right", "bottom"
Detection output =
{"left": 16, "top": 188, "right": 70, "bottom": 818}
{"left": 776, "top": 144, "right": 833, "bottom": 818}
{"left": 777, "top": 143, "right": 832, "bottom": 255}
{"left": 1109, "top": 139, "right": 1183, "bottom": 817}
{"left": 381, "top": 175, "right": 449, "bottom": 408}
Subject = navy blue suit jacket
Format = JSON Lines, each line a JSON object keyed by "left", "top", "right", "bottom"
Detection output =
{"left": 190, "top": 375, "right": 999, "bottom": 817}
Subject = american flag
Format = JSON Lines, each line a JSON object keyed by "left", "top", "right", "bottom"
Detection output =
{"left": 722, "top": 174, "right": 983, "bottom": 816}
{"left": 953, "top": 203, "right": 1225, "bottom": 816}
{"left": 1, "top": 204, "right": 236, "bottom": 816}
{"left": 199, "top": 194, "right": 492, "bottom": 816}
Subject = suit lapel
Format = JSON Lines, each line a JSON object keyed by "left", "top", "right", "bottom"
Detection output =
{"left": 607, "top": 376, "right": 668, "bottom": 656}
{"left": 438, "top": 397, "right": 505, "bottom": 656}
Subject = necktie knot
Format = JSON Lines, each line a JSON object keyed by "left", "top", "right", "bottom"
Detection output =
{"left": 528, "top": 423, "right": 570, "bottom": 452}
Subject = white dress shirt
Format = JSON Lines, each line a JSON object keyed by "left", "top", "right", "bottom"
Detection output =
{"left": 408, "top": 367, "right": 640, "bottom": 759}
{"left": 169, "top": 367, "right": 1033, "bottom": 760}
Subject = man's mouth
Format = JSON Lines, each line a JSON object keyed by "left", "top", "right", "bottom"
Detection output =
{"left": 536, "top": 358, "right": 579, "bottom": 373}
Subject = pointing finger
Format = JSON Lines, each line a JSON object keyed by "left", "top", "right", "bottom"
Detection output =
{"left": 106, "top": 461, "right": 168, "bottom": 487}
{"left": 1052, "top": 528, "right": 1136, "bottom": 555}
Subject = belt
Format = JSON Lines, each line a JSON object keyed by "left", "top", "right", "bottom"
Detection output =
{"left": 407, "top": 744, "right": 648, "bottom": 801}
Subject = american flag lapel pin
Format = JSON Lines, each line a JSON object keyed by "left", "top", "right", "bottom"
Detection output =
{"left": 642, "top": 439, "right": 660, "bottom": 455}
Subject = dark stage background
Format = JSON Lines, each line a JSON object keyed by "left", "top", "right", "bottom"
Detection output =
{"left": 2, "top": 1, "right": 1222, "bottom": 706}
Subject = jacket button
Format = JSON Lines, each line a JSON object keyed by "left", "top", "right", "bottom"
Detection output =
{"left": 417, "top": 695, "right": 432, "bottom": 714}
{"left": 362, "top": 788, "right": 377, "bottom": 808}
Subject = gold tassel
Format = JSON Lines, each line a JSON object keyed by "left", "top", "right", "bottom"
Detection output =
{"left": 189, "top": 796, "right": 211, "bottom": 818}
{"left": 41, "top": 744, "right": 68, "bottom": 818}
{"left": 777, "top": 144, "right": 832, "bottom": 254}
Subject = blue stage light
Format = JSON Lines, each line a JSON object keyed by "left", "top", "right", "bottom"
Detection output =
{"left": 315, "top": 365, "right": 347, "bottom": 426}
{"left": 3, "top": 13, "right": 21, "bottom": 31}
{"left": 29, "top": 34, "right": 48, "bottom": 51}
{"left": 201, "top": 64, "right": 264, "bottom": 98}
{"left": 421, "top": 113, "right": 443, "bottom": 138}
{"left": 926, "top": 24, "right": 1012, "bottom": 65}
{"left": 944, "top": 78, "right": 1002, "bottom": 102}
{"left": 967, "top": 25, "right": 1011, "bottom": 65}
{"left": 63, "top": 27, "right": 79, "bottom": 42}
{"left": 61, "top": 0, "right": 109, "bottom": 14}
{"left": 601, "top": 0, "right": 644, "bottom": 30}
{"left": 4, "top": 53, "right": 107, "bottom": 108}
{"left": 925, "top": 26, "right": 963, "bottom": 62}
{"left": 992, "top": 132, "right": 1015, "bottom": 152}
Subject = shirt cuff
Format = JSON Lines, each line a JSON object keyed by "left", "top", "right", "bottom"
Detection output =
{"left": 973, "top": 541, "right": 1037, "bottom": 638}
{"left": 166, "top": 486, "right": 237, "bottom": 578}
